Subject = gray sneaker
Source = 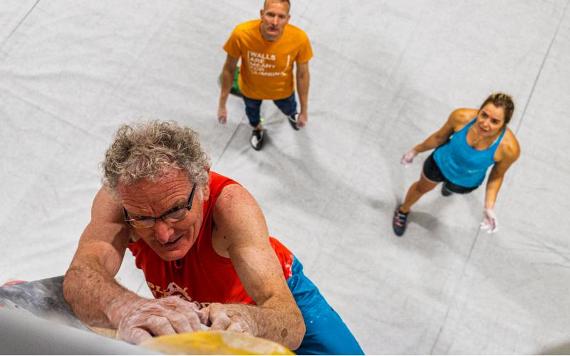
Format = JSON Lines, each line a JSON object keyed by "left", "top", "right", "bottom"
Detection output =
{"left": 250, "top": 129, "right": 264, "bottom": 151}
{"left": 287, "top": 114, "right": 300, "bottom": 130}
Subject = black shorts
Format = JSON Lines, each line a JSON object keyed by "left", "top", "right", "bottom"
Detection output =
{"left": 422, "top": 152, "right": 478, "bottom": 194}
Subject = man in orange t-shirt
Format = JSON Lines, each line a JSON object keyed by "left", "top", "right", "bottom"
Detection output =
{"left": 217, "top": 0, "right": 313, "bottom": 151}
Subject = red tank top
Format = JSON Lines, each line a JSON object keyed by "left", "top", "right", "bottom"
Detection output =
{"left": 127, "top": 171, "right": 294, "bottom": 304}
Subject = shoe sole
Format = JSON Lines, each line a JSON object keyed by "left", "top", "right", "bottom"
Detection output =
{"left": 250, "top": 132, "right": 264, "bottom": 151}
{"left": 392, "top": 226, "right": 405, "bottom": 237}
{"left": 250, "top": 140, "right": 263, "bottom": 151}
{"left": 288, "top": 118, "right": 299, "bottom": 131}
{"left": 392, "top": 209, "right": 407, "bottom": 236}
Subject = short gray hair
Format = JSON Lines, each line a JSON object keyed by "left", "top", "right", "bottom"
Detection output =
{"left": 102, "top": 120, "right": 210, "bottom": 192}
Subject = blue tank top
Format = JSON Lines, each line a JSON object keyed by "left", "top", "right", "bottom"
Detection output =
{"left": 433, "top": 118, "right": 506, "bottom": 188}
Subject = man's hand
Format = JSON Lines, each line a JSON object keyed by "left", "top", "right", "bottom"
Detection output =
{"left": 297, "top": 112, "right": 308, "bottom": 128}
{"left": 203, "top": 303, "right": 258, "bottom": 335}
{"left": 480, "top": 208, "right": 498, "bottom": 233}
{"left": 218, "top": 106, "right": 228, "bottom": 124}
{"left": 116, "top": 296, "right": 208, "bottom": 344}
{"left": 400, "top": 149, "right": 418, "bottom": 166}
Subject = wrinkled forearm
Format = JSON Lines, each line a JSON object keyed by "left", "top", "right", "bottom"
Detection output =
{"left": 255, "top": 305, "right": 305, "bottom": 349}
{"left": 63, "top": 262, "right": 141, "bottom": 329}
{"left": 221, "top": 303, "right": 305, "bottom": 350}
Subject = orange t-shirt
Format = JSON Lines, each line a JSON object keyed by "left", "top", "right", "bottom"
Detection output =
{"left": 223, "top": 19, "right": 313, "bottom": 100}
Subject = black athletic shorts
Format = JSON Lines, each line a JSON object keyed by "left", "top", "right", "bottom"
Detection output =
{"left": 422, "top": 152, "right": 479, "bottom": 194}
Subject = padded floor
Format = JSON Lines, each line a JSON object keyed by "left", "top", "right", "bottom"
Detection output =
{"left": 1, "top": 0, "right": 569, "bottom": 353}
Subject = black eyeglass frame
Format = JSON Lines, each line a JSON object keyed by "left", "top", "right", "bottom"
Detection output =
{"left": 123, "top": 184, "right": 197, "bottom": 228}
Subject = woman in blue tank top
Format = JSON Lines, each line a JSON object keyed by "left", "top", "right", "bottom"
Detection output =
{"left": 392, "top": 93, "right": 521, "bottom": 237}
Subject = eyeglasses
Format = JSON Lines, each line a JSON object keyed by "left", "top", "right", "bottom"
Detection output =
{"left": 123, "top": 184, "right": 197, "bottom": 229}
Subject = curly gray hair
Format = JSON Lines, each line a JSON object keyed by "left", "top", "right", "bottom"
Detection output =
{"left": 102, "top": 120, "right": 210, "bottom": 192}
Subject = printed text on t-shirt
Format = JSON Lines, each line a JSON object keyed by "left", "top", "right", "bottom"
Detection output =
{"left": 247, "top": 51, "right": 289, "bottom": 77}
